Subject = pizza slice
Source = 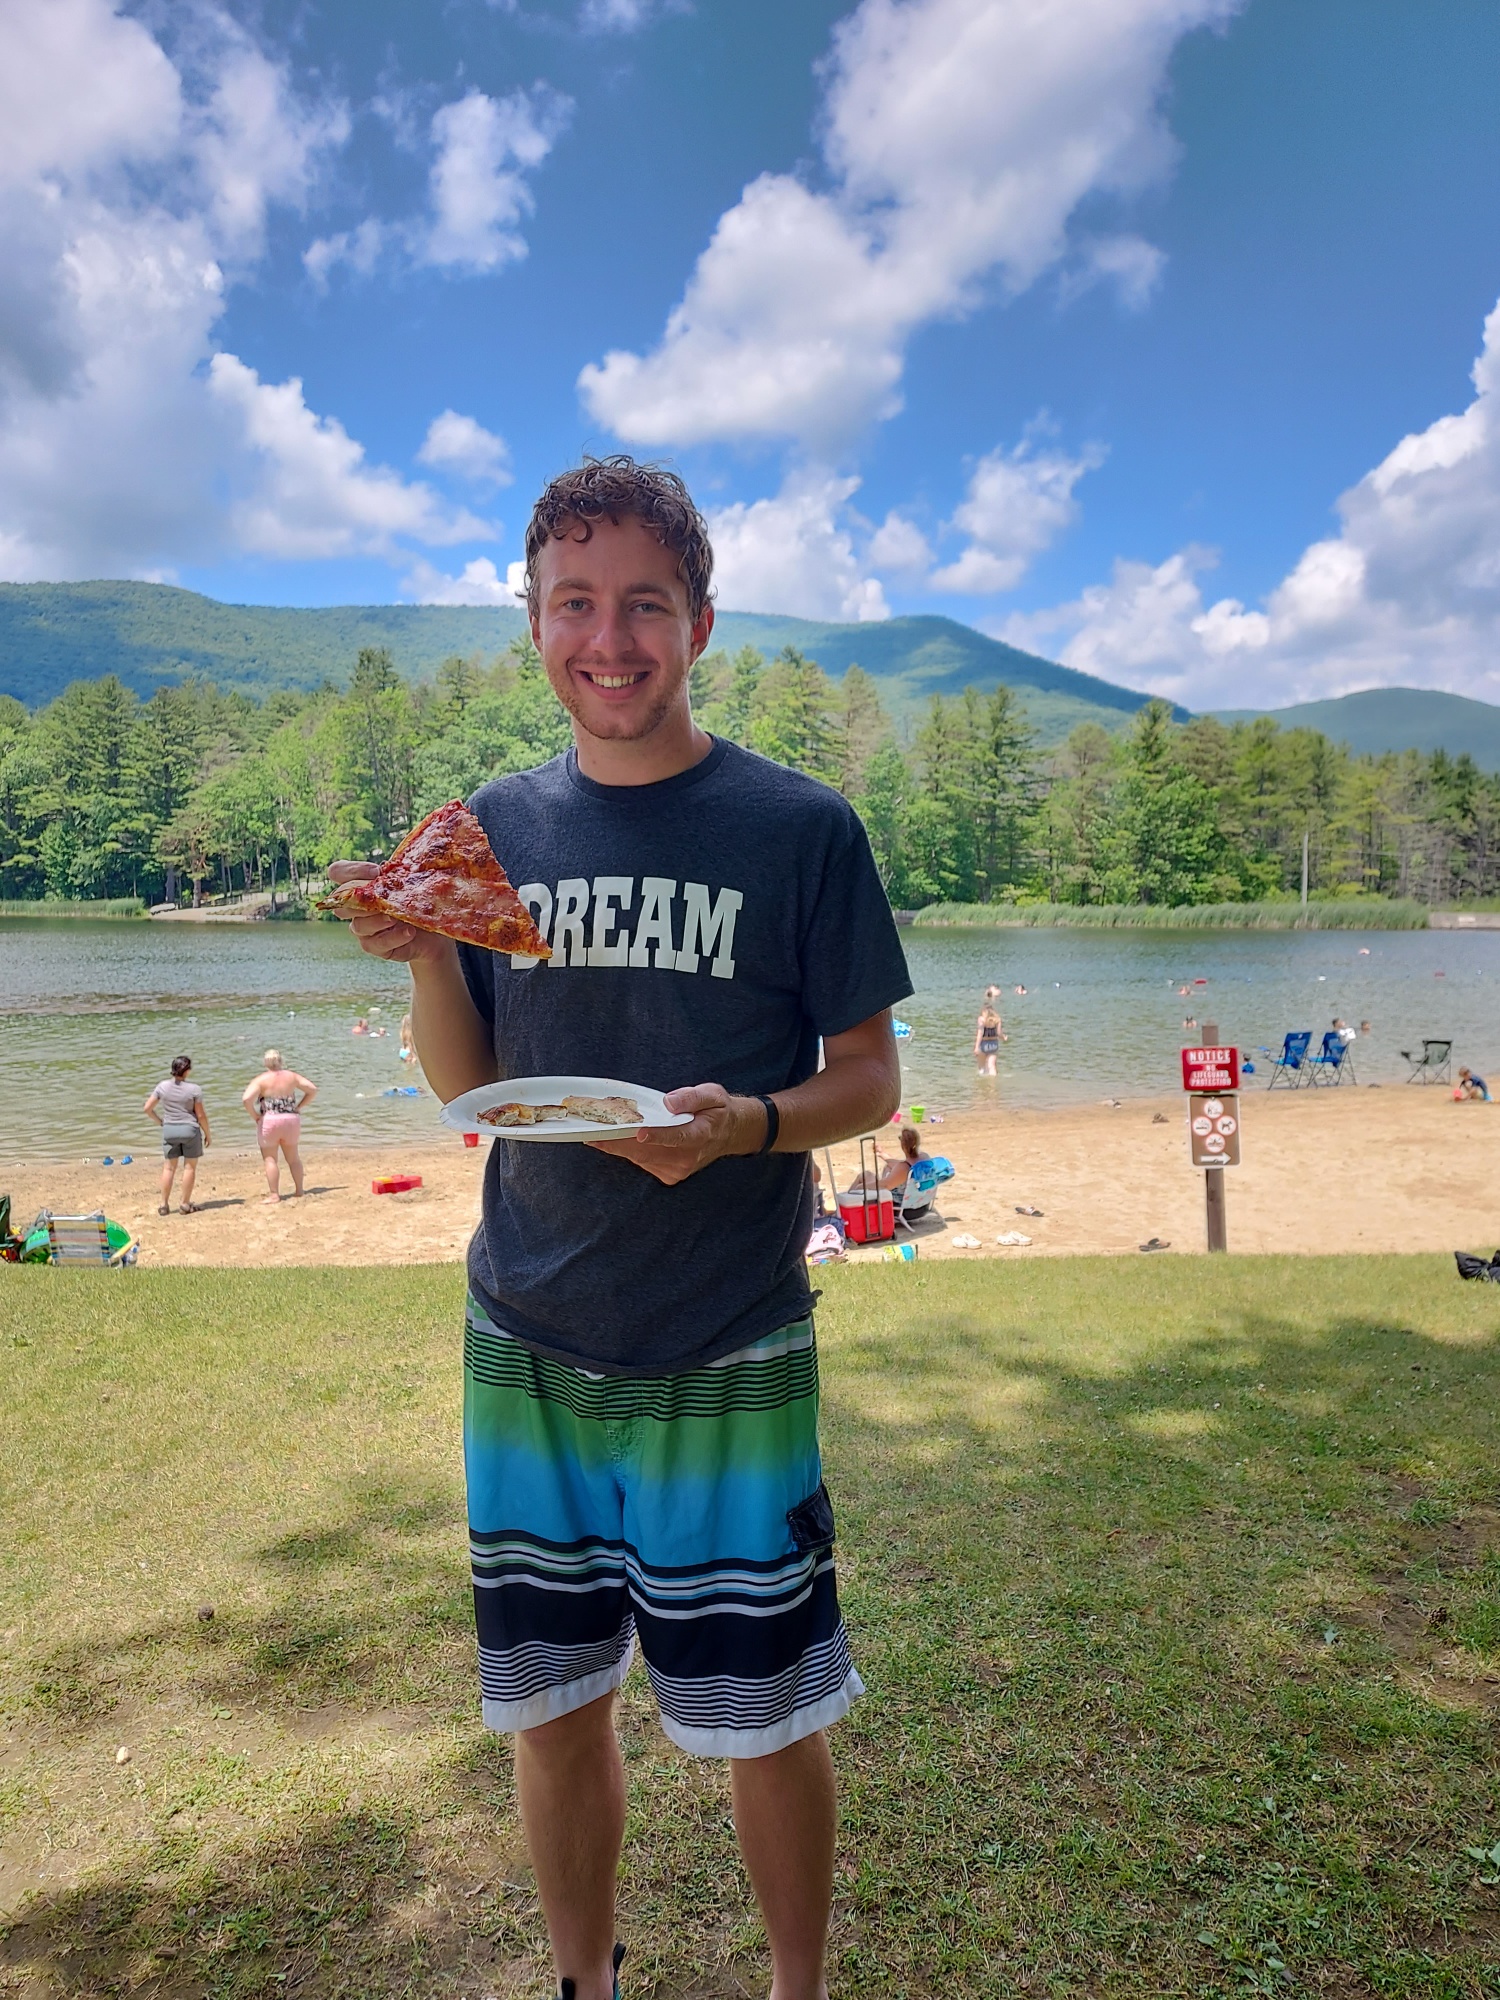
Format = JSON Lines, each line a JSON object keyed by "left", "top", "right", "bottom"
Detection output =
{"left": 560, "top": 1094, "right": 642, "bottom": 1126}
{"left": 320, "top": 801, "right": 551, "bottom": 958}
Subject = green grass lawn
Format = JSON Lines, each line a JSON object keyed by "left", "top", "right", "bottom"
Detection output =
{"left": 2, "top": 1258, "right": 1499, "bottom": 1998}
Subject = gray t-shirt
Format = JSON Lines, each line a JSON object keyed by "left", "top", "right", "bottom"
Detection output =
{"left": 153, "top": 1078, "right": 203, "bottom": 1134}
{"left": 457, "top": 739, "right": 913, "bottom": 1375}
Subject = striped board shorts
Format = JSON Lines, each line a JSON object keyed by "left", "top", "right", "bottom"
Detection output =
{"left": 463, "top": 1296, "right": 863, "bottom": 1759}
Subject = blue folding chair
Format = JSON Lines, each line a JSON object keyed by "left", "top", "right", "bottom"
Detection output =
{"left": 1304, "top": 1030, "right": 1356, "bottom": 1087}
{"left": 1266, "top": 1031, "right": 1313, "bottom": 1088}
{"left": 896, "top": 1157, "right": 942, "bottom": 1231}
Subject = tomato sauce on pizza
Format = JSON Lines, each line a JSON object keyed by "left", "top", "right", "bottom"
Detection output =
{"left": 321, "top": 800, "right": 552, "bottom": 957}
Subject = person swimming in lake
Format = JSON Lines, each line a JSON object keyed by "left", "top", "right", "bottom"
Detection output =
{"left": 352, "top": 1016, "right": 370, "bottom": 1035}
{"left": 974, "top": 1002, "right": 1005, "bottom": 1076}
{"left": 242, "top": 1051, "right": 318, "bottom": 1201}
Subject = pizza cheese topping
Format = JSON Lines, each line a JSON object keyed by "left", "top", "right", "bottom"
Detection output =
{"left": 320, "top": 801, "right": 551, "bottom": 958}
{"left": 476, "top": 1095, "right": 643, "bottom": 1129}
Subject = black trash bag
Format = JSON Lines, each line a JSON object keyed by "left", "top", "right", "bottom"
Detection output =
{"left": 1454, "top": 1251, "right": 1500, "bottom": 1282}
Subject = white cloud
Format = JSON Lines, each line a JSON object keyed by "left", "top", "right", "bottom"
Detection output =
{"left": 303, "top": 217, "right": 385, "bottom": 289}
{"left": 1060, "top": 233, "right": 1167, "bottom": 312}
{"left": 866, "top": 511, "right": 933, "bottom": 578}
{"left": 420, "top": 86, "right": 570, "bottom": 273}
{"left": 417, "top": 409, "right": 512, "bottom": 487}
{"left": 1000, "top": 298, "right": 1500, "bottom": 705}
{"left": 579, "top": 0, "right": 673, "bottom": 28}
{"left": 306, "top": 84, "right": 570, "bottom": 285}
{"left": 931, "top": 436, "right": 1105, "bottom": 593}
{"left": 209, "top": 356, "right": 490, "bottom": 559}
{"left": 403, "top": 556, "right": 521, "bottom": 605}
{"left": 708, "top": 474, "right": 890, "bottom": 622}
{"left": 189, "top": 29, "right": 350, "bottom": 257}
{"left": 0, "top": 0, "right": 500, "bottom": 581}
{"left": 580, "top": 0, "right": 1236, "bottom": 451}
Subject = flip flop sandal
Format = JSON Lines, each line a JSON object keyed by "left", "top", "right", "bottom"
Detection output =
{"left": 157, "top": 1205, "right": 170, "bottom": 1216}
{"left": 180, "top": 1203, "right": 199, "bottom": 1214}
{"left": 1138, "top": 1237, "right": 1169, "bottom": 1252}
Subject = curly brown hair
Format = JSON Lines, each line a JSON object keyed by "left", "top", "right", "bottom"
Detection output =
{"left": 523, "top": 456, "right": 714, "bottom": 619}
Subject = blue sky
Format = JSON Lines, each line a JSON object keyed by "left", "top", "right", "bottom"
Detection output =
{"left": 2, "top": 0, "right": 1498, "bottom": 706}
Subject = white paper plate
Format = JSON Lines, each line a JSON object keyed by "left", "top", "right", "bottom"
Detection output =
{"left": 439, "top": 1075, "right": 694, "bottom": 1143}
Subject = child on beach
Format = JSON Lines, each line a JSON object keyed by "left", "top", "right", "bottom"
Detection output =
{"left": 974, "top": 1002, "right": 1005, "bottom": 1076}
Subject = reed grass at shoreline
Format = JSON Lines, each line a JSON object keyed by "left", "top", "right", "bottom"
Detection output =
{"left": 0, "top": 896, "right": 146, "bottom": 919}
{"left": 909, "top": 896, "right": 1431, "bottom": 930}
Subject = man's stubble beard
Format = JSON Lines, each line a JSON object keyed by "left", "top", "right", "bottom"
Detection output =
{"left": 552, "top": 666, "right": 690, "bottom": 745}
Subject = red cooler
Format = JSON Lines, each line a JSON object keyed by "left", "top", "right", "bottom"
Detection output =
{"left": 838, "top": 1191, "right": 895, "bottom": 1244}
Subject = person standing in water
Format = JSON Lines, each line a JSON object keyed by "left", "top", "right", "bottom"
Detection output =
{"left": 144, "top": 1055, "right": 211, "bottom": 1215}
{"left": 974, "top": 1000, "right": 1005, "bottom": 1076}
{"left": 241, "top": 1050, "right": 316, "bottom": 1202}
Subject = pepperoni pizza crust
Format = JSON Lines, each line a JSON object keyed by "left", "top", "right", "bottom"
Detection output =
{"left": 321, "top": 801, "right": 552, "bottom": 957}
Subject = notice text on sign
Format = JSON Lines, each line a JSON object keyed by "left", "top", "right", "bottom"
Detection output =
{"left": 1181, "top": 1046, "right": 1240, "bottom": 1091}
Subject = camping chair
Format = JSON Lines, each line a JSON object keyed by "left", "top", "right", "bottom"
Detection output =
{"left": 1305, "top": 1031, "right": 1357, "bottom": 1087}
{"left": 1266, "top": 1031, "right": 1313, "bottom": 1088}
{"left": 31, "top": 1210, "right": 131, "bottom": 1266}
{"left": 1402, "top": 1039, "right": 1452, "bottom": 1084}
{"left": 895, "top": 1158, "right": 941, "bottom": 1232}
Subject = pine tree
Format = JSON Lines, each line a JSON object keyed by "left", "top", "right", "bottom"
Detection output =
{"left": 747, "top": 649, "right": 840, "bottom": 783}
{"left": 831, "top": 665, "right": 890, "bottom": 799}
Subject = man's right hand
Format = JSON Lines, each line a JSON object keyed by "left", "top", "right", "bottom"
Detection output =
{"left": 326, "top": 861, "right": 456, "bottom": 968}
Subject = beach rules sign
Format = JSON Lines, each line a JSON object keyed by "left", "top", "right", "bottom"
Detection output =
{"left": 1181, "top": 1045, "right": 1240, "bottom": 1091}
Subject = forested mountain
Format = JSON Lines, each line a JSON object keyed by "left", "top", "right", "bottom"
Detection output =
{"left": 0, "top": 582, "right": 1165, "bottom": 744}
{"left": 0, "top": 583, "right": 530, "bottom": 706}
{"left": 5, "top": 637, "right": 1499, "bottom": 912}
{"left": 1214, "top": 687, "right": 1500, "bottom": 772}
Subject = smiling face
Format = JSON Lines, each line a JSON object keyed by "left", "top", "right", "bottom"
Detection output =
{"left": 531, "top": 512, "right": 715, "bottom": 754}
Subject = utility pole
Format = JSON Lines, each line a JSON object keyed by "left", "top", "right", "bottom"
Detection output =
{"left": 1301, "top": 830, "right": 1309, "bottom": 916}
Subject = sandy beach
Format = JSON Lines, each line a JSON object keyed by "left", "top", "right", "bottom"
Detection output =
{"left": 4, "top": 1083, "right": 1495, "bottom": 1267}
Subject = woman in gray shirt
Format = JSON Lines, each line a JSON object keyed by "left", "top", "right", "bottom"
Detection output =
{"left": 144, "top": 1055, "right": 212, "bottom": 1215}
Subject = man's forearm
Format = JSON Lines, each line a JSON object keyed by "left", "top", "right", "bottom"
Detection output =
{"left": 764, "top": 1052, "right": 900, "bottom": 1154}
{"left": 410, "top": 945, "right": 500, "bottom": 1103}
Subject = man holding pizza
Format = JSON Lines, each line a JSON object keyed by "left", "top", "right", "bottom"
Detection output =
{"left": 330, "top": 457, "right": 911, "bottom": 2000}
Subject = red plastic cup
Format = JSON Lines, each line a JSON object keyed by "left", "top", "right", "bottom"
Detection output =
{"left": 463, "top": 1131, "right": 480, "bottom": 1147}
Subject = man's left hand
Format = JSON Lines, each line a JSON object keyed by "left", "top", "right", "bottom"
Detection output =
{"left": 588, "top": 1083, "right": 763, "bottom": 1185}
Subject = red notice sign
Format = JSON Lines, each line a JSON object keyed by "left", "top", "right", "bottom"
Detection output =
{"left": 1181, "top": 1045, "right": 1240, "bottom": 1091}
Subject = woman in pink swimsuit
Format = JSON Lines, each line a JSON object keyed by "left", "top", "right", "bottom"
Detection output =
{"left": 241, "top": 1050, "right": 317, "bottom": 1202}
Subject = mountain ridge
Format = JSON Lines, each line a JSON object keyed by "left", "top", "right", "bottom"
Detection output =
{"left": 1212, "top": 686, "right": 1500, "bottom": 772}
{"left": 7, "top": 582, "right": 1500, "bottom": 766}
{"left": 0, "top": 580, "right": 1179, "bottom": 744}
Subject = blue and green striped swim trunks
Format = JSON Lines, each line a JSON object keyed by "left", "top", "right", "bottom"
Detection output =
{"left": 463, "top": 1295, "right": 863, "bottom": 1759}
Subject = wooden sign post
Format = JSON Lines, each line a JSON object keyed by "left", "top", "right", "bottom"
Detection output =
{"left": 1182, "top": 1025, "right": 1240, "bottom": 1253}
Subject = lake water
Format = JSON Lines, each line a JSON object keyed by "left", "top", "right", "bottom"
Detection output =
{"left": 2, "top": 918, "right": 1497, "bottom": 1160}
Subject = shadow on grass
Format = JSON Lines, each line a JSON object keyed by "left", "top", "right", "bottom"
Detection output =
{"left": 0, "top": 1798, "right": 538, "bottom": 2000}
{"left": 27, "top": 1479, "right": 468, "bottom": 1729}
{"left": 7, "top": 1283, "right": 1500, "bottom": 1997}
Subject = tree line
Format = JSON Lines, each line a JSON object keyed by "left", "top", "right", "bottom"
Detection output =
{"left": 2, "top": 638, "right": 1497, "bottom": 909}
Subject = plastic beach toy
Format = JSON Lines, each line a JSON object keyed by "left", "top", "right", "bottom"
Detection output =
{"left": 372, "top": 1174, "right": 422, "bottom": 1195}
{"left": 893, "top": 1019, "right": 913, "bottom": 1040}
